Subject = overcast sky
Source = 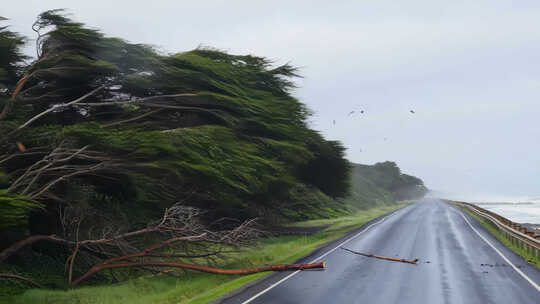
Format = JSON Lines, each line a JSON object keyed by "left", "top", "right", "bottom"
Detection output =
{"left": 3, "top": 1, "right": 540, "bottom": 201}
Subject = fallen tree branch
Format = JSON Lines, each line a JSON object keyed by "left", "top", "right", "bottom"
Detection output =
{"left": 0, "top": 235, "right": 71, "bottom": 262}
{"left": 145, "top": 250, "right": 238, "bottom": 259}
{"left": 0, "top": 205, "right": 244, "bottom": 262}
{"left": 0, "top": 234, "right": 113, "bottom": 263}
{"left": 1, "top": 204, "right": 265, "bottom": 287}
{"left": 101, "top": 233, "right": 208, "bottom": 265}
{"left": 72, "top": 261, "right": 325, "bottom": 286}
{"left": 0, "top": 273, "right": 43, "bottom": 288}
{"left": 340, "top": 247, "right": 418, "bottom": 265}
{"left": 0, "top": 224, "right": 167, "bottom": 263}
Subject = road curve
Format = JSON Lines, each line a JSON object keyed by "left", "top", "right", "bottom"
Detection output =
{"left": 219, "top": 199, "right": 540, "bottom": 304}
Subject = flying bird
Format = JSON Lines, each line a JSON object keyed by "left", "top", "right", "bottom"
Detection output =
{"left": 348, "top": 111, "right": 355, "bottom": 116}
{"left": 410, "top": 110, "right": 415, "bottom": 114}
{"left": 360, "top": 110, "right": 364, "bottom": 114}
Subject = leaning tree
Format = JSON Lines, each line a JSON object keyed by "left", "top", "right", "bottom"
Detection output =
{"left": 0, "top": 10, "right": 341, "bottom": 288}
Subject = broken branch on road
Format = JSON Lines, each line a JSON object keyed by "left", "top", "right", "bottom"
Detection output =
{"left": 340, "top": 247, "right": 418, "bottom": 265}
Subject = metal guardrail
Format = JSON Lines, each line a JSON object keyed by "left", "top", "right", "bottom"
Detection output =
{"left": 443, "top": 199, "right": 540, "bottom": 258}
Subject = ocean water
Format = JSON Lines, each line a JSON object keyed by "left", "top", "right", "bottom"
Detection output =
{"left": 473, "top": 202, "right": 540, "bottom": 224}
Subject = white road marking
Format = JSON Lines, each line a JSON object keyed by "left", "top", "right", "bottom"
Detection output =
{"left": 239, "top": 208, "right": 402, "bottom": 304}
{"left": 459, "top": 212, "right": 540, "bottom": 292}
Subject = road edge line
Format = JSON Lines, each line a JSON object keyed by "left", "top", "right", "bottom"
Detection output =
{"left": 239, "top": 208, "right": 400, "bottom": 304}
{"left": 458, "top": 211, "right": 540, "bottom": 292}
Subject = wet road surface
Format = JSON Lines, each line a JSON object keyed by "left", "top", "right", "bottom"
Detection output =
{"left": 219, "top": 199, "right": 540, "bottom": 304}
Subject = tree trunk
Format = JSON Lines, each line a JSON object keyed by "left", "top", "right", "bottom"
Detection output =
{"left": 72, "top": 261, "right": 325, "bottom": 286}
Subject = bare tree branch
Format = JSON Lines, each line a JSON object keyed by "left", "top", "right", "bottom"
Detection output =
{"left": 340, "top": 247, "right": 418, "bottom": 265}
{"left": 8, "top": 86, "right": 104, "bottom": 135}
{"left": 6, "top": 141, "right": 117, "bottom": 200}
{"left": 0, "top": 235, "right": 72, "bottom": 262}
{"left": 0, "top": 203, "right": 270, "bottom": 288}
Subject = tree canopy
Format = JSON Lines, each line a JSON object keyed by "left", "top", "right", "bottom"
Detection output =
{"left": 0, "top": 10, "right": 351, "bottom": 240}
{"left": 347, "top": 161, "right": 428, "bottom": 206}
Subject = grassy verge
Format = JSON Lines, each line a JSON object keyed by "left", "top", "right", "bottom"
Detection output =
{"left": 460, "top": 207, "right": 540, "bottom": 270}
{"left": 2, "top": 203, "right": 408, "bottom": 304}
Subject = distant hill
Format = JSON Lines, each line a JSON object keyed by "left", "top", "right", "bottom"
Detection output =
{"left": 342, "top": 161, "right": 428, "bottom": 209}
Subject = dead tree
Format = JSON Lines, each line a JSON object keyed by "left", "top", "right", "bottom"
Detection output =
{"left": 0, "top": 203, "right": 324, "bottom": 287}
{"left": 5, "top": 141, "right": 117, "bottom": 200}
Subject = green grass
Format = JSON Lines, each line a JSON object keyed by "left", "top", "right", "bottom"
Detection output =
{"left": 460, "top": 207, "right": 540, "bottom": 271}
{"left": 2, "top": 203, "right": 408, "bottom": 304}
{"left": 286, "top": 205, "right": 403, "bottom": 231}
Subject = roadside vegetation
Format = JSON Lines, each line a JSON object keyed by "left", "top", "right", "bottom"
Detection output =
{"left": 342, "top": 162, "right": 427, "bottom": 209}
{"left": 2, "top": 204, "right": 408, "bottom": 304}
{"left": 461, "top": 208, "right": 540, "bottom": 271}
{"left": 0, "top": 9, "right": 427, "bottom": 301}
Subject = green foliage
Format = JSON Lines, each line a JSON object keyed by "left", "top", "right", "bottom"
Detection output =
{"left": 299, "top": 137, "right": 351, "bottom": 198}
{"left": 342, "top": 173, "right": 394, "bottom": 209}
{"left": 0, "top": 8, "right": 352, "bottom": 242}
{"left": 343, "top": 162, "right": 427, "bottom": 209}
{"left": 0, "top": 18, "right": 27, "bottom": 88}
{"left": 284, "top": 184, "right": 350, "bottom": 220}
{"left": 0, "top": 190, "right": 42, "bottom": 230}
{"left": 65, "top": 124, "right": 287, "bottom": 198}
{"left": 0, "top": 252, "right": 67, "bottom": 296}
{"left": 362, "top": 161, "right": 427, "bottom": 200}
{"left": 0, "top": 171, "right": 9, "bottom": 187}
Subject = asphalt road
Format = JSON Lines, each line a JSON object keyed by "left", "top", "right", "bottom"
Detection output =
{"left": 219, "top": 199, "right": 540, "bottom": 304}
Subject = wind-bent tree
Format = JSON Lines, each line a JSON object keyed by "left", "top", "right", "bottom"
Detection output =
{"left": 0, "top": 10, "right": 347, "bottom": 288}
